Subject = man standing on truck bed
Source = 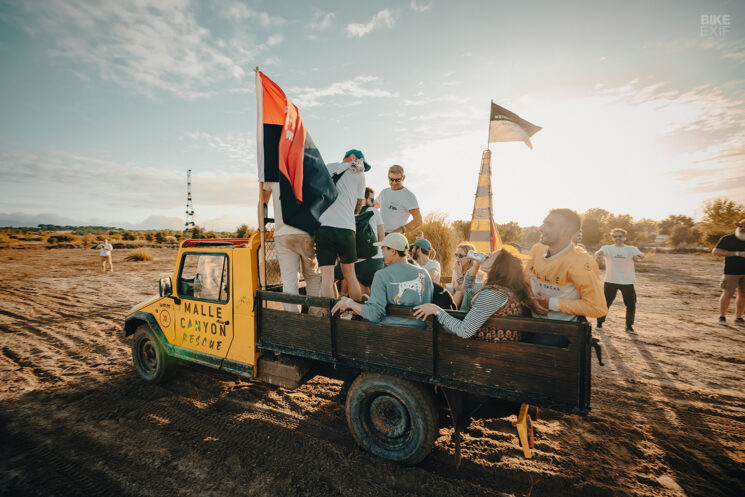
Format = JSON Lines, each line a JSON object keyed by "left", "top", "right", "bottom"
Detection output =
{"left": 332, "top": 233, "right": 433, "bottom": 329}
{"left": 261, "top": 179, "right": 321, "bottom": 313}
{"left": 376, "top": 165, "right": 422, "bottom": 235}
{"left": 317, "top": 150, "right": 368, "bottom": 301}
{"left": 528, "top": 209, "right": 607, "bottom": 322}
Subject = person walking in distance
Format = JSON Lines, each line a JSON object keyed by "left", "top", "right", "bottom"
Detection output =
{"left": 96, "top": 239, "right": 114, "bottom": 272}
{"left": 712, "top": 219, "right": 745, "bottom": 326}
{"left": 376, "top": 165, "right": 422, "bottom": 236}
{"left": 594, "top": 228, "right": 644, "bottom": 333}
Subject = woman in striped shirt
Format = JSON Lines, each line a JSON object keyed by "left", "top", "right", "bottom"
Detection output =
{"left": 413, "top": 249, "right": 530, "bottom": 341}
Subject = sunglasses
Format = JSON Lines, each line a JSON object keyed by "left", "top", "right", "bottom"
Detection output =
{"left": 612, "top": 235, "right": 625, "bottom": 238}
{"left": 388, "top": 176, "right": 403, "bottom": 183}
{"left": 454, "top": 253, "right": 466, "bottom": 259}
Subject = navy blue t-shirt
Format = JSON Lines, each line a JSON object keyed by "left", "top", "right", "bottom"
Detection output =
{"left": 715, "top": 234, "right": 745, "bottom": 275}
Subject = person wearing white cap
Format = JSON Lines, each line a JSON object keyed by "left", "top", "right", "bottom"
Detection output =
{"left": 332, "top": 233, "right": 433, "bottom": 329}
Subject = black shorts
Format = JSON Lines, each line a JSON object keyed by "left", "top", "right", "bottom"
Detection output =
{"left": 334, "top": 257, "right": 385, "bottom": 287}
{"left": 316, "top": 226, "right": 357, "bottom": 266}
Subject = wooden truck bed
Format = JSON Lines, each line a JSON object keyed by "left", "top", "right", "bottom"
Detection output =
{"left": 256, "top": 290, "right": 593, "bottom": 414}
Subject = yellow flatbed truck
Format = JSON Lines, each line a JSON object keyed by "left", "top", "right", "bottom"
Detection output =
{"left": 124, "top": 234, "right": 601, "bottom": 464}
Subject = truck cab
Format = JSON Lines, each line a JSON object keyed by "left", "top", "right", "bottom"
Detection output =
{"left": 125, "top": 233, "right": 599, "bottom": 464}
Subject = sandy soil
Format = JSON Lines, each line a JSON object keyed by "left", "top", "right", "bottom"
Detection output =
{"left": 0, "top": 246, "right": 743, "bottom": 497}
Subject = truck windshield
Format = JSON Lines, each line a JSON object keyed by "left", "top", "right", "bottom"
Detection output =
{"left": 178, "top": 253, "right": 229, "bottom": 302}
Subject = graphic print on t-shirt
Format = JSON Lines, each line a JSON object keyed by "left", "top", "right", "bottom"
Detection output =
{"left": 390, "top": 275, "right": 426, "bottom": 304}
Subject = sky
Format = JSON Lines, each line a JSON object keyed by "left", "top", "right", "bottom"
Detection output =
{"left": 1, "top": 0, "right": 744, "bottom": 231}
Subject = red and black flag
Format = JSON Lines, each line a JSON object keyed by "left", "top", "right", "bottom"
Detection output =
{"left": 256, "top": 70, "right": 337, "bottom": 234}
{"left": 488, "top": 102, "right": 542, "bottom": 149}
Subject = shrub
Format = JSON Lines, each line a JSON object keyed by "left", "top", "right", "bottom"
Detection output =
{"left": 669, "top": 225, "right": 701, "bottom": 247}
{"left": 125, "top": 248, "right": 154, "bottom": 262}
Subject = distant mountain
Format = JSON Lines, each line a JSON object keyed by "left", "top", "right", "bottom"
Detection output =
{"left": 0, "top": 212, "right": 183, "bottom": 230}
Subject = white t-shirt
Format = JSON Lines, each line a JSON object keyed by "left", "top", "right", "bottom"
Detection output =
{"left": 319, "top": 162, "right": 365, "bottom": 231}
{"left": 368, "top": 207, "right": 384, "bottom": 259}
{"left": 600, "top": 244, "right": 642, "bottom": 285}
{"left": 376, "top": 187, "right": 419, "bottom": 233}
{"left": 263, "top": 182, "right": 304, "bottom": 237}
{"left": 422, "top": 259, "right": 441, "bottom": 283}
{"left": 97, "top": 243, "right": 113, "bottom": 256}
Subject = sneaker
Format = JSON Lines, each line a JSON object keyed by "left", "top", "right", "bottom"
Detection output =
{"left": 595, "top": 323, "right": 603, "bottom": 331}
{"left": 735, "top": 317, "right": 745, "bottom": 326}
{"left": 718, "top": 316, "right": 727, "bottom": 326}
{"left": 626, "top": 326, "right": 637, "bottom": 334}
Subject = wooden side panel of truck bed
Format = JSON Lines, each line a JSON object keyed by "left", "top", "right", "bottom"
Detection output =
{"left": 256, "top": 291, "right": 592, "bottom": 414}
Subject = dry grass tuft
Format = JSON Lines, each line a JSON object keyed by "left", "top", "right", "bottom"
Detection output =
{"left": 125, "top": 248, "right": 154, "bottom": 262}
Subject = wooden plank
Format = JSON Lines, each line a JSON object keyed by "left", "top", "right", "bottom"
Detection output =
{"left": 260, "top": 309, "right": 331, "bottom": 354}
{"left": 336, "top": 319, "right": 433, "bottom": 374}
{"left": 437, "top": 333, "right": 581, "bottom": 404}
{"left": 444, "top": 310, "right": 587, "bottom": 338}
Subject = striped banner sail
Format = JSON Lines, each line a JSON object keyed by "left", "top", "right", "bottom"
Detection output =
{"left": 467, "top": 150, "right": 503, "bottom": 254}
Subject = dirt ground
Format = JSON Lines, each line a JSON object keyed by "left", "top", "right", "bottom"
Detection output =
{"left": 0, "top": 246, "right": 743, "bottom": 497}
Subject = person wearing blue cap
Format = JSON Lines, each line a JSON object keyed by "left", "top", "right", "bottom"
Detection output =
{"left": 411, "top": 238, "right": 441, "bottom": 284}
{"left": 317, "top": 150, "right": 370, "bottom": 301}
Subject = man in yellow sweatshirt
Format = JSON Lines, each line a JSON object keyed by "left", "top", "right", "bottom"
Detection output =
{"left": 527, "top": 209, "right": 607, "bottom": 322}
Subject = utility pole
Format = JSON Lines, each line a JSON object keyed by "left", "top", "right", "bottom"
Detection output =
{"left": 185, "top": 169, "right": 195, "bottom": 237}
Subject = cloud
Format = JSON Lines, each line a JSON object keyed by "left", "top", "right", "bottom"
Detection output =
{"left": 182, "top": 132, "right": 256, "bottom": 167}
{"left": 16, "top": 0, "right": 282, "bottom": 99}
{"left": 409, "top": 1, "right": 432, "bottom": 13}
{"left": 223, "top": 1, "right": 285, "bottom": 28}
{"left": 346, "top": 9, "right": 396, "bottom": 38}
{"left": 403, "top": 94, "right": 470, "bottom": 106}
{"left": 0, "top": 149, "right": 259, "bottom": 221}
{"left": 309, "top": 8, "right": 335, "bottom": 31}
{"left": 289, "top": 75, "right": 398, "bottom": 107}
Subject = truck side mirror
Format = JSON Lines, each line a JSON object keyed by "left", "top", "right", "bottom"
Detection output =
{"left": 159, "top": 277, "right": 173, "bottom": 297}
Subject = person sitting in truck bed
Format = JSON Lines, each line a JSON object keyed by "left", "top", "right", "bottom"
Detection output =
{"left": 331, "top": 233, "right": 434, "bottom": 329}
{"left": 413, "top": 249, "right": 529, "bottom": 341}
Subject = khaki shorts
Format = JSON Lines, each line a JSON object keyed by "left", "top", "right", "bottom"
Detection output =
{"left": 720, "top": 274, "right": 745, "bottom": 293}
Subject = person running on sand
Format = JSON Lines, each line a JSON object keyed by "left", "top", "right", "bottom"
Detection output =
{"left": 96, "top": 239, "right": 114, "bottom": 272}
{"left": 594, "top": 228, "right": 644, "bottom": 334}
{"left": 712, "top": 219, "right": 745, "bottom": 326}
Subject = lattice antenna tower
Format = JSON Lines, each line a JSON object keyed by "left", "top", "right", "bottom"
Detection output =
{"left": 185, "top": 169, "right": 195, "bottom": 236}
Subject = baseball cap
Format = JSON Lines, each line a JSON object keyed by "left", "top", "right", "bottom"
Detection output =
{"left": 374, "top": 233, "right": 408, "bottom": 252}
{"left": 344, "top": 149, "right": 371, "bottom": 172}
{"left": 411, "top": 238, "right": 432, "bottom": 251}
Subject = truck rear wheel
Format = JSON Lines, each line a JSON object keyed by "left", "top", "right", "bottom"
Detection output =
{"left": 132, "top": 324, "right": 172, "bottom": 384}
{"left": 346, "top": 372, "right": 437, "bottom": 464}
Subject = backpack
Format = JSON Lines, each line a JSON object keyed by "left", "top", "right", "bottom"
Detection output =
{"left": 355, "top": 207, "right": 378, "bottom": 260}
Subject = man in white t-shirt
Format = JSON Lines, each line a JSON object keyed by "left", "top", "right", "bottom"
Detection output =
{"left": 261, "top": 180, "right": 321, "bottom": 313}
{"left": 376, "top": 164, "right": 422, "bottom": 236}
{"left": 316, "top": 150, "right": 367, "bottom": 301}
{"left": 95, "top": 239, "right": 114, "bottom": 272}
{"left": 594, "top": 228, "right": 644, "bottom": 333}
{"left": 411, "top": 238, "right": 441, "bottom": 284}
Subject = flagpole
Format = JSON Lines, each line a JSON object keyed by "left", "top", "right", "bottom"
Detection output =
{"left": 255, "top": 66, "right": 266, "bottom": 290}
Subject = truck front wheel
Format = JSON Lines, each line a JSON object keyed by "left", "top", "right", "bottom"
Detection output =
{"left": 132, "top": 324, "right": 172, "bottom": 384}
{"left": 346, "top": 373, "right": 437, "bottom": 464}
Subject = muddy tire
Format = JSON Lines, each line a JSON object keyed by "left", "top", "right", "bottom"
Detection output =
{"left": 346, "top": 372, "right": 437, "bottom": 464}
{"left": 132, "top": 324, "right": 173, "bottom": 384}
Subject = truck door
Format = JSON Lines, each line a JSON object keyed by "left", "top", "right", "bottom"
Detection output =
{"left": 173, "top": 251, "right": 233, "bottom": 359}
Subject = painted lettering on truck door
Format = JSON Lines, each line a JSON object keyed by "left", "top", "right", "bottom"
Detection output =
{"left": 174, "top": 252, "right": 233, "bottom": 357}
